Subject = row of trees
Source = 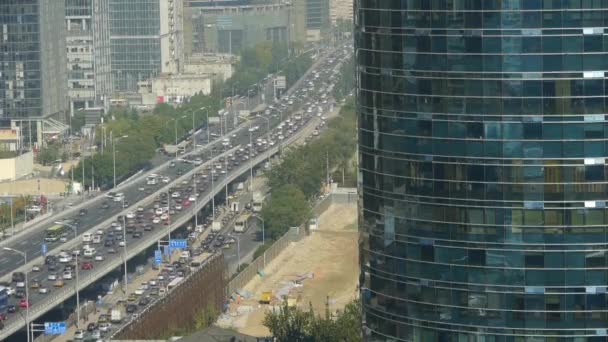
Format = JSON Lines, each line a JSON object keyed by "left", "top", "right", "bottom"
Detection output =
{"left": 332, "top": 55, "right": 355, "bottom": 101}
{"left": 260, "top": 98, "right": 357, "bottom": 241}
{"left": 0, "top": 196, "right": 33, "bottom": 235}
{"left": 264, "top": 299, "right": 362, "bottom": 342}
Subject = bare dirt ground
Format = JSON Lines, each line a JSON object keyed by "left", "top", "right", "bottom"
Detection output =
{"left": 217, "top": 202, "right": 359, "bottom": 337}
{"left": 0, "top": 178, "right": 67, "bottom": 196}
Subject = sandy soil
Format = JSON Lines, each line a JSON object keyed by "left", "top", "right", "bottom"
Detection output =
{"left": 0, "top": 178, "right": 67, "bottom": 196}
{"left": 222, "top": 202, "right": 359, "bottom": 337}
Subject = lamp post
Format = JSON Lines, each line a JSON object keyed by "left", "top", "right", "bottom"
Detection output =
{"left": 4, "top": 247, "right": 29, "bottom": 342}
{"left": 253, "top": 215, "right": 265, "bottom": 267}
{"left": 112, "top": 134, "right": 129, "bottom": 189}
{"left": 62, "top": 223, "right": 81, "bottom": 326}
{"left": 175, "top": 115, "right": 187, "bottom": 158}
{"left": 121, "top": 202, "right": 128, "bottom": 297}
{"left": 201, "top": 107, "right": 210, "bottom": 144}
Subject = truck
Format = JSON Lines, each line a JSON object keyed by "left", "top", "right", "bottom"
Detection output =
{"left": 110, "top": 308, "right": 122, "bottom": 323}
{"left": 252, "top": 192, "right": 264, "bottom": 212}
{"left": 259, "top": 291, "right": 272, "bottom": 304}
{"left": 234, "top": 213, "right": 250, "bottom": 233}
{"left": 211, "top": 221, "right": 221, "bottom": 233}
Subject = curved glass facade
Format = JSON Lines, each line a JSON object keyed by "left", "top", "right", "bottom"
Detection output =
{"left": 356, "top": 2, "right": 608, "bottom": 341}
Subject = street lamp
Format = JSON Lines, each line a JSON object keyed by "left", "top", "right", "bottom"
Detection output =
{"left": 252, "top": 215, "right": 266, "bottom": 267}
{"left": 200, "top": 107, "right": 210, "bottom": 144}
{"left": 61, "top": 222, "right": 81, "bottom": 327}
{"left": 166, "top": 116, "right": 187, "bottom": 158}
{"left": 121, "top": 202, "right": 128, "bottom": 298}
{"left": 112, "top": 133, "right": 129, "bottom": 189}
{"left": 4, "top": 247, "right": 29, "bottom": 342}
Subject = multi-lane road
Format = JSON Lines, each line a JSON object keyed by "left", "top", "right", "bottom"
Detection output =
{"left": 0, "top": 40, "right": 353, "bottom": 339}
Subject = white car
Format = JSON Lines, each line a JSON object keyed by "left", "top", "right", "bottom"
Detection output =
{"left": 59, "top": 253, "right": 72, "bottom": 263}
{"left": 152, "top": 217, "right": 161, "bottom": 224}
{"left": 119, "top": 241, "right": 125, "bottom": 247}
{"left": 48, "top": 274, "right": 57, "bottom": 281}
{"left": 74, "top": 329, "right": 85, "bottom": 340}
{"left": 134, "top": 287, "right": 145, "bottom": 295}
{"left": 155, "top": 208, "right": 163, "bottom": 216}
{"left": 63, "top": 271, "right": 73, "bottom": 280}
{"left": 98, "top": 323, "right": 111, "bottom": 332}
{"left": 114, "top": 225, "right": 123, "bottom": 232}
{"left": 162, "top": 177, "right": 170, "bottom": 183}
{"left": 137, "top": 207, "right": 144, "bottom": 212}
{"left": 95, "top": 255, "right": 104, "bottom": 262}
{"left": 16, "top": 281, "right": 25, "bottom": 288}
{"left": 175, "top": 204, "right": 183, "bottom": 211}
{"left": 126, "top": 212, "right": 135, "bottom": 219}
{"left": 188, "top": 195, "right": 196, "bottom": 202}
{"left": 160, "top": 213, "right": 169, "bottom": 221}
{"left": 38, "top": 287, "right": 49, "bottom": 294}
{"left": 32, "top": 265, "right": 41, "bottom": 272}
{"left": 171, "top": 192, "right": 180, "bottom": 198}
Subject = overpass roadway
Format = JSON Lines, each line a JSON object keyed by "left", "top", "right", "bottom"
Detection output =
{"left": 0, "top": 97, "right": 327, "bottom": 340}
{"left": 0, "top": 44, "right": 346, "bottom": 339}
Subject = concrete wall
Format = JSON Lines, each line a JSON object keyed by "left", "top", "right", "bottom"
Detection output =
{"left": 0, "top": 151, "right": 33, "bottom": 181}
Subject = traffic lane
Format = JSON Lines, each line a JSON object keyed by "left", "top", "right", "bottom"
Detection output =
{"left": 0, "top": 58, "right": 342, "bottom": 324}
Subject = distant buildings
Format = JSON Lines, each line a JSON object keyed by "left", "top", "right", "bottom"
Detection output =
{"left": 184, "top": 2, "right": 295, "bottom": 55}
{"left": 304, "top": 0, "right": 329, "bottom": 41}
{"left": 0, "top": 0, "right": 68, "bottom": 145}
{"left": 329, "top": 0, "right": 352, "bottom": 24}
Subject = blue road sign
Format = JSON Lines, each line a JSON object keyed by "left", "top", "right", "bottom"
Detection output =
{"left": 154, "top": 249, "right": 162, "bottom": 265}
{"left": 41, "top": 243, "right": 47, "bottom": 256}
{"left": 169, "top": 239, "right": 187, "bottom": 250}
{"left": 163, "top": 245, "right": 170, "bottom": 256}
{"left": 44, "top": 322, "right": 66, "bottom": 335}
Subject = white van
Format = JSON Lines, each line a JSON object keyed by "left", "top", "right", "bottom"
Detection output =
{"left": 83, "top": 248, "right": 96, "bottom": 258}
{"left": 92, "top": 235, "right": 102, "bottom": 244}
{"left": 82, "top": 233, "right": 92, "bottom": 243}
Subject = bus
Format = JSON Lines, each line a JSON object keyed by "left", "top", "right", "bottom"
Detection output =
{"left": 45, "top": 224, "right": 66, "bottom": 242}
{"left": 167, "top": 277, "right": 184, "bottom": 291}
{"left": 234, "top": 213, "right": 250, "bottom": 233}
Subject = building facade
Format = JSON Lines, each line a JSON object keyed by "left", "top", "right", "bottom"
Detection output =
{"left": 65, "top": 0, "right": 96, "bottom": 114}
{"left": 108, "top": 0, "right": 162, "bottom": 93}
{"left": 0, "top": 0, "right": 67, "bottom": 120}
{"left": 185, "top": 2, "right": 293, "bottom": 55}
{"left": 329, "top": 0, "right": 352, "bottom": 25}
{"left": 357, "top": 2, "right": 608, "bottom": 341}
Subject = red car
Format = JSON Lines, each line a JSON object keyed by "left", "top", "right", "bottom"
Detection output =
{"left": 19, "top": 299, "right": 31, "bottom": 308}
{"left": 81, "top": 262, "right": 94, "bottom": 270}
{"left": 182, "top": 200, "right": 191, "bottom": 208}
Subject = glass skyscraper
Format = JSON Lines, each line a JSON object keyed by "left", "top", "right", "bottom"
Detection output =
{"left": 357, "top": 2, "right": 608, "bottom": 341}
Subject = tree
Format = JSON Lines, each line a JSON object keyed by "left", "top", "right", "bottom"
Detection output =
{"left": 261, "top": 185, "right": 310, "bottom": 240}
{"left": 264, "top": 299, "right": 362, "bottom": 342}
{"left": 37, "top": 146, "right": 61, "bottom": 166}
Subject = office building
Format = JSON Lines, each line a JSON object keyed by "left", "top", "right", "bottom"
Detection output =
{"left": 357, "top": 2, "right": 608, "bottom": 340}
{"left": 304, "top": 0, "right": 329, "bottom": 41}
{"left": 107, "top": 0, "right": 162, "bottom": 93}
{"left": 185, "top": 2, "right": 293, "bottom": 55}
{"left": 0, "top": 0, "right": 67, "bottom": 123}
{"left": 329, "top": 0, "right": 352, "bottom": 25}
{"left": 65, "top": 0, "right": 97, "bottom": 114}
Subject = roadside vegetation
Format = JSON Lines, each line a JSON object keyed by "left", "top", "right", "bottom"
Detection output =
{"left": 258, "top": 97, "right": 356, "bottom": 248}
{"left": 73, "top": 41, "right": 311, "bottom": 190}
{"left": 264, "top": 298, "right": 362, "bottom": 342}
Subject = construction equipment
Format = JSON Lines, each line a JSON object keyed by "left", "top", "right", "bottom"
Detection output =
{"left": 260, "top": 291, "right": 272, "bottom": 304}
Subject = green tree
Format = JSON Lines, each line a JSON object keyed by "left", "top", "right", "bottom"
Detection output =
{"left": 263, "top": 300, "right": 315, "bottom": 342}
{"left": 261, "top": 185, "right": 310, "bottom": 239}
{"left": 37, "top": 146, "right": 61, "bottom": 166}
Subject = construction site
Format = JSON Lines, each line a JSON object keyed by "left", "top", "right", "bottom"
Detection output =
{"left": 217, "top": 200, "right": 359, "bottom": 337}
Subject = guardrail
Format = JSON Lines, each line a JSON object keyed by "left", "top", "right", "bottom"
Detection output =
{"left": 0, "top": 109, "right": 324, "bottom": 340}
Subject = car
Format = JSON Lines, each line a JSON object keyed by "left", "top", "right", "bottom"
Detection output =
{"left": 15, "top": 281, "right": 25, "bottom": 288}
{"left": 91, "top": 330, "right": 101, "bottom": 339}
{"left": 107, "top": 248, "right": 117, "bottom": 254}
{"left": 19, "top": 299, "right": 31, "bottom": 308}
{"left": 48, "top": 273, "right": 58, "bottom": 281}
{"left": 81, "top": 262, "right": 94, "bottom": 270}
{"left": 30, "top": 280, "right": 41, "bottom": 289}
{"left": 74, "top": 329, "right": 85, "bottom": 340}
{"left": 15, "top": 289, "right": 25, "bottom": 298}
{"left": 87, "top": 322, "right": 98, "bottom": 332}
{"left": 126, "top": 304, "right": 138, "bottom": 313}
{"left": 79, "top": 208, "right": 88, "bottom": 216}
{"left": 134, "top": 287, "right": 146, "bottom": 295}
{"left": 63, "top": 271, "right": 73, "bottom": 280}
{"left": 138, "top": 296, "right": 151, "bottom": 306}
{"left": 98, "top": 322, "right": 111, "bottom": 332}
{"left": 97, "top": 314, "right": 109, "bottom": 324}
{"left": 119, "top": 241, "right": 125, "bottom": 246}
{"left": 127, "top": 293, "right": 138, "bottom": 302}
{"left": 95, "top": 254, "right": 104, "bottom": 262}
{"left": 171, "top": 192, "right": 180, "bottom": 198}
{"left": 160, "top": 213, "right": 168, "bottom": 220}
{"left": 7, "top": 305, "right": 16, "bottom": 313}
{"left": 38, "top": 286, "right": 49, "bottom": 294}
{"left": 126, "top": 212, "right": 135, "bottom": 219}
{"left": 132, "top": 231, "right": 143, "bottom": 238}
{"left": 31, "top": 265, "right": 41, "bottom": 272}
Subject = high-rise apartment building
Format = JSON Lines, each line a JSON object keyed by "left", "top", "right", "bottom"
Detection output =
{"left": 108, "top": 0, "right": 162, "bottom": 93}
{"left": 329, "top": 0, "right": 352, "bottom": 25}
{"left": 357, "top": 2, "right": 608, "bottom": 340}
{"left": 65, "top": 0, "right": 97, "bottom": 114}
{"left": 0, "top": 0, "right": 67, "bottom": 121}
